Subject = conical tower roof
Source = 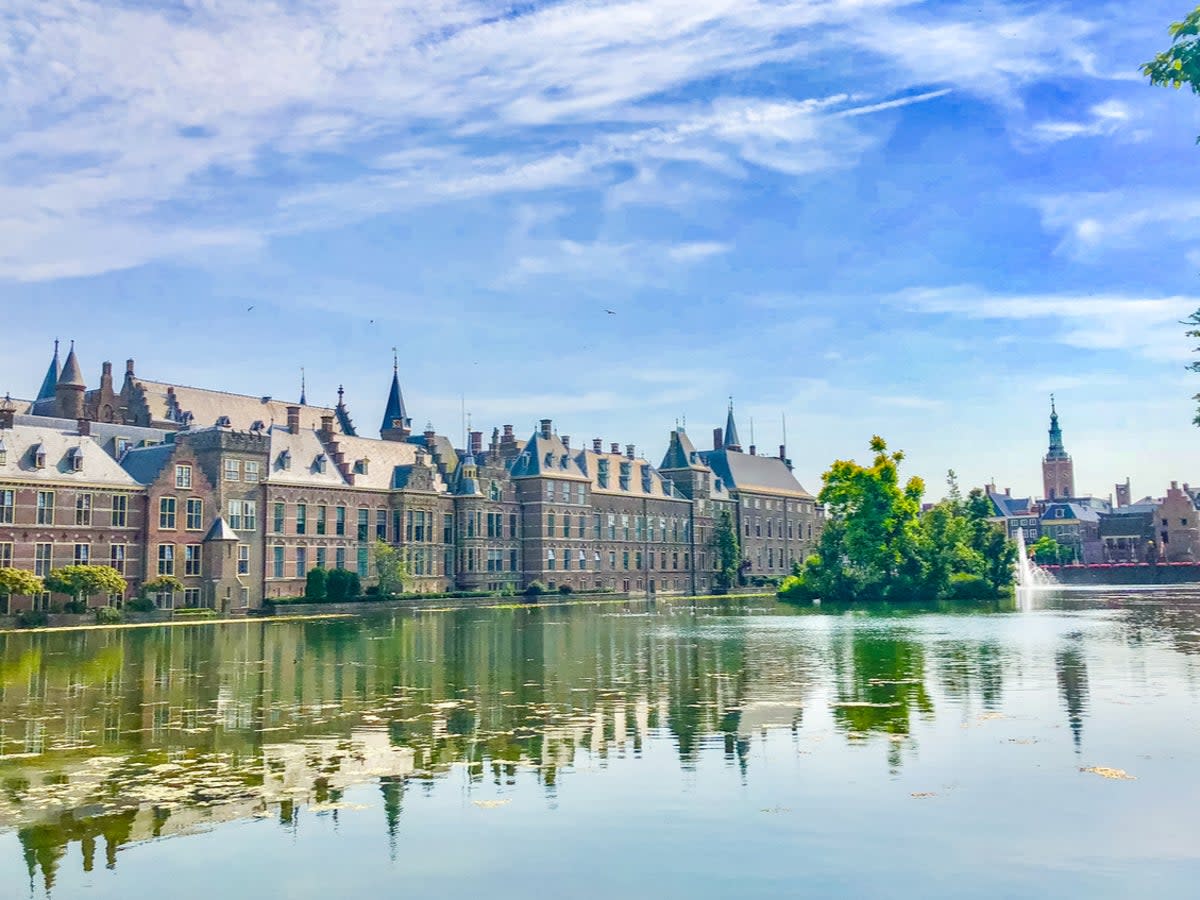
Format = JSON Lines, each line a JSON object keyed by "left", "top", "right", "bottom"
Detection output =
{"left": 1046, "top": 395, "right": 1068, "bottom": 461}
{"left": 380, "top": 353, "right": 409, "bottom": 433}
{"left": 36, "top": 340, "right": 60, "bottom": 401}
{"left": 724, "top": 399, "right": 742, "bottom": 451}
{"left": 59, "top": 342, "right": 84, "bottom": 387}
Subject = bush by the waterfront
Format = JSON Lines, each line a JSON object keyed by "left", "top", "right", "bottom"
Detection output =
{"left": 95, "top": 607, "right": 122, "bottom": 625}
{"left": 15, "top": 610, "right": 48, "bottom": 629}
{"left": 173, "top": 608, "right": 217, "bottom": 620}
{"left": 525, "top": 580, "right": 547, "bottom": 597}
{"left": 780, "top": 437, "right": 1016, "bottom": 604}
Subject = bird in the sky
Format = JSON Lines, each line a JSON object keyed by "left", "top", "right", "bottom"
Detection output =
{"left": 605, "top": 309, "right": 616, "bottom": 315}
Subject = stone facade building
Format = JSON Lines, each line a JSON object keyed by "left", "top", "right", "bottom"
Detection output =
{"left": 0, "top": 342, "right": 825, "bottom": 611}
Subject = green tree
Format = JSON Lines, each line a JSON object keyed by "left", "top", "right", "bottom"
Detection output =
{"left": 1142, "top": 8, "right": 1200, "bottom": 100}
{"left": 711, "top": 508, "right": 741, "bottom": 593}
{"left": 0, "top": 568, "right": 44, "bottom": 598}
{"left": 326, "top": 568, "right": 351, "bottom": 603}
{"left": 374, "top": 541, "right": 408, "bottom": 596}
{"left": 44, "top": 566, "right": 127, "bottom": 606}
{"left": 1030, "top": 535, "right": 1062, "bottom": 565}
{"left": 781, "top": 442, "right": 1014, "bottom": 602}
{"left": 305, "top": 567, "right": 328, "bottom": 601}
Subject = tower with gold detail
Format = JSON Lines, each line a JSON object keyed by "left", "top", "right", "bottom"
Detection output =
{"left": 1042, "top": 396, "right": 1076, "bottom": 501}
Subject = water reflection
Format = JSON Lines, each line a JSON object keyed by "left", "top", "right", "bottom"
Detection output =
{"left": 0, "top": 591, "right": 1197, "bottom": 893}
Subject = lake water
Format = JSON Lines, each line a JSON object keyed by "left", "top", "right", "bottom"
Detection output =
{"left": 1, "top": 589, "right": 1198, "bottom": 899}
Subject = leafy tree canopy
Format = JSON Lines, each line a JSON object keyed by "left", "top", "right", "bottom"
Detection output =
{"left": 0, "top": 568, "right": 44, "bottom": 597}
{"left": 44, "top": 565, "right": 127, "bottom": 601}
{"left": 375, "top": 541, "right": 409, "bottom": 597}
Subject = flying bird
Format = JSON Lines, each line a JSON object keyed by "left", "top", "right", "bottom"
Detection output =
{"left": 605, "top": 309, "right": 616, "bottom": 315}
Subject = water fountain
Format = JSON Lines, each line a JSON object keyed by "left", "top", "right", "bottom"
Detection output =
{"left": 1014, "top": 528, "right": 1055, "bottom": 609}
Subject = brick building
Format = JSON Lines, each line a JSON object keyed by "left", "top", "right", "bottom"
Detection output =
{"left": 0, "top": 342, "right": 826, "bottom": 610}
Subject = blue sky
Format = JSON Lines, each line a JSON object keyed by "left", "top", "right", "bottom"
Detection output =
{"left": 2, "top": 0, "right": 1200, "bottom": 502}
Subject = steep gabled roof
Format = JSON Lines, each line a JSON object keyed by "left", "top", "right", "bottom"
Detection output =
{"left": 130, "top": 379, "right": 345, "bottom": 433}
{"left": 381, "top": 371, "right": 409, "bottom": 432}
{"left": 660, "top": 427, "right": 709, "bottom": 472}
{"left": 36, "top": 342, "right": 60, "bottom": 402}
{"left": 119, "top": 443, "right": 176, "bottom": 485}
{"left": 510, "top": 431, "right": 589, "bottom": 481}
{"left": 698, "top": 448, "right": 814, "bottom": 500}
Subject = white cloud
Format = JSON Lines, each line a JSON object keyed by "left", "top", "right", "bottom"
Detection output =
{"left": 894, "top": 285, "right": 1198, "bottom": 360}
{"left": 1026, "top": 99, "right": 1134, "bottom": 144}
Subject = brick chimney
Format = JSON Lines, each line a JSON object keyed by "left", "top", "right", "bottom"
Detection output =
{"left": 779, "top": 444, "right": 786, "bottom": 460}
{"left": 626, "top": 444, "right": 635, "bottom": 460}
{"left": 77, "top": 418, "right": 91, "bottom": 436}
{"left": 319, "top": 414, "right": 335, "bottom": 438}
{"left": 611, "top": 442, "right": 620, "bottom": 455}
{"left": 713, "top": 427, "right": 723, "bottom": 450}
{"left": 0, "top": 395, "right": 14, "bottom": 430}
{"left": 561, "top": 435, "right": 570, "bottom": 451}
{"left": 286, "top": 405, "right": 301, "bottom": 435}
{"left": 593, "top": 438, "right": 602, "bottom": 453}
{"left": 470, "top": 431, "right": 483, "bottom": 455}
{"left": 540, "top": 419, "right": 553, "bottom": 439}
{"left": 749, "top": 445, "right": 757, "bottom": 456}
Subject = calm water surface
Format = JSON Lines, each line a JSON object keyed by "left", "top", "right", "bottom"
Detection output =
{"left": 1, "top": 589, "right": 1199, "bottom": 898}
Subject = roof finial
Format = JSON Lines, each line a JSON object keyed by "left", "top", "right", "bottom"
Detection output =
{"left": 1051, "top": 393, "right": 1056, "bottom": 415}
{"left": 337, "top": 384, "right": 345, "bottom": 406}
{"left": 392, "top": 347, "right": 398, "bottom": 374}
{"left": 299, "top": 367, "right": 307, "bottom": 406}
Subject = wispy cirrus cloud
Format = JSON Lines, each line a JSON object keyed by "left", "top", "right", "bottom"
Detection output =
{"left": 894, "top": 285, "right": 1198, "bottom": 359}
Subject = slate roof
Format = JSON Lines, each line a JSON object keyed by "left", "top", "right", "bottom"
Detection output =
{"left": 119, "top": 443, "right": 176, "bottom": 485}
{"left": 203, "top": 517, "right": 238, "bottom": 542}
{"left": 1041, "top": 501, "right": 1101, "bottom": 523}
{"left": 575, "top": 448, "right": 687, "bottom": 500}
{"left": 59, "top": 345, "right": 85, "bottom": 387}
{"left": 380, "top": 371, "right": 409, "bottom": 432}
{"left": 988, "top": 492, "right": 1036, "bottom": 518}
{"left": 331, "top": 433, "right": 448, "bottom": 493}
{"left": 660, "top": 427, "right": 708, "bottom": 472}
{"left": 131, "top": 379, "right": 346, "bottom": 434}
{"left": 698, "top": 448, "right": 814, "bottom": 500}
{"left": 510, "top": 431, "right": 589, "bottom": 481}
{"left": 266, "top": 426, "right": 352, "bottom": 488}
{"left": 37, "top": 345, "right": 59, "bottom": 402}
{"left": 0, "top": 423, "right": 142, "bottom": 488}
{"left": 15, "top": 414, "right": 172, "bottom": 461}
{"left": 1099, "top": 510, "right": 1154, "bottom": 538}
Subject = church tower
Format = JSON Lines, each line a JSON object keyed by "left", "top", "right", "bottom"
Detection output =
{"left": 55, "top": 341, "right": 86, "bottom": 420}
{"left": 380, "top": 352, "right": 412, "bottom": 442}
{"left": 1042, "top": 396, "right": 1076, "bottom": 501}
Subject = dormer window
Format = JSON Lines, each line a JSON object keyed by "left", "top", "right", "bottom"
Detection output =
{"left": 597, "top": 459, "right": 609, "bottom": 489}
{"left": 68, "top": 447, "right": 84, "bottom": 472}
{"left": 560, "top": 455, "right": 569, "bottom": 469}
{"left": 314, "top": 453, "right": 327, "bottom": 473}
{"left": 0, "top": 438, "right": 6, "bottom": 466}
{"left": 355, "top": 458, "right": 370, "bottom": 475}
{"left": 489, "top": 481, "right": 502, "bottom": 501}
{"left": 278, "top": 449, "right": 292, "bottom": 470}
{"left": 215, "top": 415, "right": 232, "bottom": 428}
{"left": 32, "top": 443, "right": 46, "bottom": 469}
{"left": 544, "top": 451, "right": 554, "bottom": 467}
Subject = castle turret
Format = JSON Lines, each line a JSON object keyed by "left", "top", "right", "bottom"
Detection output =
{"left": 36, "top": 340, "right": 60, "bottom": 403}
{"left": 723, "top": 398, "right": 742, "bottom": 453}
{"left": 380, "top": 353, "right": 411, "bottom": 442}
{"left": 56, "top": 341, "right": 86, "bottom": 420}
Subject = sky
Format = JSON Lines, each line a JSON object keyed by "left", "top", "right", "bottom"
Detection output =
{"left": 2, "top": 0, "right": 1200, "bottom": 503}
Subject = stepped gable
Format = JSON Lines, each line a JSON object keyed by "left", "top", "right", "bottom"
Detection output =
{"left": 126, "top": 377, "right": 345, "bottom": 434}
{"left": 330, "top": 432, "right": 448, "bottom": 493}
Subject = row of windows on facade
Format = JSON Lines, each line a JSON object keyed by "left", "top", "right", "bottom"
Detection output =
{"left": 0, "top": 490, "right": 132, "bottom": 527}
{"left": 544, "top": 512, "right": 694, "bottom": 543}
{"left": 741, "top": 497, "right": 816, "bottom": 514}
{"left": 271, "top": 503, "right": 454, "bottom": 542}
{"left": 544, "top": 548, "right": 695, "bottom": 572}
{"left": 743, "top": 517, "right": 815, "bottom": 541}
{"left": 0, "top": 541, "right": 131, "bottom": 575}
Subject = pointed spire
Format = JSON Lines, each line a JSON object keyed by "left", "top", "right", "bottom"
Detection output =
{"left": 36, "top": 339, "right": 60, "bottom": 401}
{"left": 380, "top": 354, "right": 411, "bottom": 440}
{"left": 59, "top": 340, "right": 84, "bottom": 387}
{"left": 724, "top": 396, "right": 742, "bottom": 452}
{"left": 299, "top": 368, "right": 307, "bottom": 406}
{"left": 1046, "top": 395, "right": 1068, "bottom": 460}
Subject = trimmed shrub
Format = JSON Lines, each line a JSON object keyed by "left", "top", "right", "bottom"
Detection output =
{"left": 126, "top": 595, "right": 157, "bottom": 613}
{"left": 558, "top": 584, "right": 573, "bottom": 595}
{"left": 173, "top": 608, "right": 217, "bottom": 620}
{"left": 325, "top": 568, "right": 352, "bottom": 603}
{"left": 16, "top": 610, "right": 48, "bottom": 629}
{"left": 95, "top": 607, "right": 122, "bottom": 625}
{"left": 62, "top": 599, "right": 87, "bottom": 614}
{"left": 524, "top": 580, "right": 547, "bottom": 598}
{"left": 305, "top": 567, "right": 328, "bottom": 601}
{"left": 346, "top": 572, "right": 362, "bottom": 599}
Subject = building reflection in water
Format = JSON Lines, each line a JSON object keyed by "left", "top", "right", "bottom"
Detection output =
{"left": 0, "top": 597, "right": 1166, "bottom": 891}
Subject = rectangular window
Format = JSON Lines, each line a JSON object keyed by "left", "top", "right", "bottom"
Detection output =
{"left": 157, "top": 543, "right": 175, "bottom": 576}
{"left": 509, "top": 514, "right": 518, "bottom": 538}
{"left": 186, "top": 498, "right": 204, "bottom": 531}
{"left": 335, "top": 506, "right": 346, "bottom": 536}
{"left": 579, "top": 549, "right": 587, "bottom": 570}
{"left": 0, "top": 543, "right": 11, "bottom": 567}
{"left": 445, "top": 514, "right": 454, "bottom": 544}
{"left": 562, "top": 514, "right": 570, "bottom": 538}
{"left": 316, "top": 505, "right": 327, "bottom": 535}
{"left": 175, "top": 465, "right": 192, "bottom": 489}
{"left": 75, "top": 493, "right": 93, "bottom": 526}
{"left": 111, "top": 494, "right": 128, "bottom": 527}
{"left": 414, "top": 510, "right": 427, "bottom": 542}
{"left": 109, "top": 544, "right": 126, "bottom": 575}
{"left": 184, "top": 545, "right": 202, "bottom": 576}
{"left": 296, "top": 546, "right": 307, "bottom": 578}
{"left": 622, "top": 515, "right": 630, "bottom": 541}
{"left": 183, "top": 588, "right": 202, "bottom": 608}
{"left": 0, "top": 490, "right": 12, "bottom": 524}
{"left": 159, "top": 496, "right": 177, "bottom": 529}
{"left": 546, "top": 483, "right": 554, "bottom": 501}
{"left": 547, "top": 549, "right": 556, "bottom": 571}
{"left": 237, "top": 544, "right": 250, "bottom": 575}
{"left": 228, "top": 500, "right": 242, "bottom": 530}
{"left": 622, "top": 551, "right": 630, "bottom": 570}
{"left": 296, "top": 502, "right": 307, "bottom": 535}
{"left": 273, "top": 546, "right": 285, "bottom": 579}
{"left": 357, "top": 547, "right": 369, "bottom": 578}
{"left": 610, "top": 551, "right": 616, "bottom": 570}
{"left": 335, "top": 547, "right": 346, "bottom": 570}
{"left": 35, "top": 544, "right": 51, "bottom": 577}
{"left": 224, "top": 459, "right": 240, "bottom": 481}
{"left": 510, "top": 548, "right": 518, "bottom": 572}
{"left": 547, "top": 512, "right": 555, "bottom": 534}
{"left": 243, "top": 500, "right": 257, "bottom": 532}
{"left": 377, "top": 509, "right": 388, "bottom": 541}
{"left": 316, "top": 546, "right": 327, "bottom": 569}
{"left": 244, "top": 461, "right": 260, "bottom": 483}
{"left": 73, "top": 543, "right": 89, "bottom": 566}
{"left": 273, "top": 502, "right": 286, "bottom": 534}
{"left": 357, "top": 508, "right": 369, "bottom": 543}
{"left": 36, "top": 491, "right": 54, "bottom": 525}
